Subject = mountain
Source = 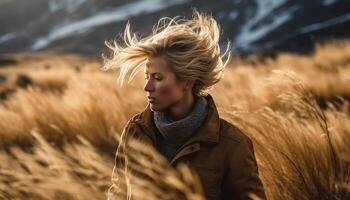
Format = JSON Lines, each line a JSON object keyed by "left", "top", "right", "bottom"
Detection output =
{"left": 0, "top": 0, "right": 350, "bottom": 55}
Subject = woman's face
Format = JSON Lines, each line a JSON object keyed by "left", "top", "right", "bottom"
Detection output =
{"left": 144, "top": 56, "right": 188, "bottom": 112}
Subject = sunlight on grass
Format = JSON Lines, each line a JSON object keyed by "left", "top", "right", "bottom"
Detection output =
{"left": 0, "top": 41, "right": 349, "bottom": 199}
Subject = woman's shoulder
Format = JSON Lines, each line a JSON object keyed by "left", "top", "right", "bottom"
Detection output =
{"left": 218, "top": 118, "right": 252, "bottom": 144}
{"left": 130, "top": 113, "right": 142, "bottom": 122}
{"left": 122, "top": 113, "right": 142, "bottom": 130}
{"left": 124, "top": 112, "right": 143, "bottom": 124}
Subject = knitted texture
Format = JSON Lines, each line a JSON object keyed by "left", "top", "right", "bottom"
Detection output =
{"left": 154, "top": 96, "right": 208, "bottom": 160}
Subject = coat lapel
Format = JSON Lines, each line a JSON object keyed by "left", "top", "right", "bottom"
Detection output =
{"left": 132, "top": 94, "right": 221, "bottom": 164}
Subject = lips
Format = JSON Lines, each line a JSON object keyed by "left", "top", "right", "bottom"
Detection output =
{"left": 147, "top": 96, "right": 156, "bottom": 103}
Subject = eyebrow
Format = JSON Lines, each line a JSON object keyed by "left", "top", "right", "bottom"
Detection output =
{"left": 144, "top": 71, "right": 162, "bottom": 75}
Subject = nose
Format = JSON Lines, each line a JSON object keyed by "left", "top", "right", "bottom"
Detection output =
{"left": 143, "top": 79, "right": 155, "bottom": 92}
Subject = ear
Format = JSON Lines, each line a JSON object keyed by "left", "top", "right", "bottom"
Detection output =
{"left": 184, "top": 80, "right": 196, "bottom": 90}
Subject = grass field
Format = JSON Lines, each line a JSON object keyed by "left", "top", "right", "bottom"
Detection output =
{"left": 0, "top": 41, "right": 349, "bottom": 200}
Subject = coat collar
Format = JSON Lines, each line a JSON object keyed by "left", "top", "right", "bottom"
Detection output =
{"left": 133, "top": 94, "right": 221, "bottom": 145}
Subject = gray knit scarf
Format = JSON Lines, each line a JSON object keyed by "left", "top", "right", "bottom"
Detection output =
{"left": 154, "top": 96, "right": 209, "bottom": 145}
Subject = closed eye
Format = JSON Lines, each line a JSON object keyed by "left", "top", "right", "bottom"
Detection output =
{"left": 154, "top": 74, "right": 163, "bottom": 81}
{"left": 145, "top": 73, "right": 163, "bottom": 81}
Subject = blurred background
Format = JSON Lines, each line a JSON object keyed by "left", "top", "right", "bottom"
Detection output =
{"left": 1, "top": 0, "right": 350, "bottom": 55}
{"left": 1, "top": 1, "right": 350, "bottom": 200}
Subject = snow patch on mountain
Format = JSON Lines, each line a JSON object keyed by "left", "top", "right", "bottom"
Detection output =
{"left": 234, "top": 0, "right": 298, "bottom": 51}
{"left": 0, "top": 32, "right": 16, "bottom": 43}
{"left": 321, "top": 0, "right": 340, "bottom": 6}
{"left": 229, "top": 11, "right": 238, "bottom": 20}
{"left": 298, "top": 12, "right": 350, "bottom": 34}
{"left": 48, "top": 0, "right": 87, "bottom": 13}
{"left": 32, "top": 0, "right": 189, "bottom": 50}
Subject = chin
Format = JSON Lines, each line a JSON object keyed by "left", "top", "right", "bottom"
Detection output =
{"left": 149, "top": 104, "right": 159, "bottom": 112}
{"left": 149, "top": 103, "right": 164, "bottom": 112}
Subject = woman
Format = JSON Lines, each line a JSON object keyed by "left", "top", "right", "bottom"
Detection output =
{"left": 105, "top": 11, "right": 266, "bottom": 200}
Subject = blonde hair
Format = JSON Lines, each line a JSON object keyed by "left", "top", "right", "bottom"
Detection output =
{"left": 103, "top": 10, "right": 231, "bottom": 96}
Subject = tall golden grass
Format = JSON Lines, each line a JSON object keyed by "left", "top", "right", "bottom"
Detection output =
{"left": 0, "top": 41, "right": 349, "bottom": 199}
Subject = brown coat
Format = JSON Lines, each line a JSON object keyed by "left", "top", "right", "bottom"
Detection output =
{"left": 119, "top": 94, "right": 266, "bottom": 200}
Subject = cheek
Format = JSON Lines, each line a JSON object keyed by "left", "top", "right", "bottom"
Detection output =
{"left": 156, "top": 81, "right": 181, "bottom": 100}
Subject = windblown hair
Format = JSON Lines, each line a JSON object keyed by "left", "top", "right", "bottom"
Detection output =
{"left": 103, "top": 10, "right": 231, "bottom": 96}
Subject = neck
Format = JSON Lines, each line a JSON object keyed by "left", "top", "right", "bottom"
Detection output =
{"left": 166, "top": 92, "right": 195, "bottom": 121}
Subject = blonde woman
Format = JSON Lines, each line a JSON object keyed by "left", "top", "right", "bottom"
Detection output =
{"left": 104, "top": 11, "right": 266, "bottom": 200}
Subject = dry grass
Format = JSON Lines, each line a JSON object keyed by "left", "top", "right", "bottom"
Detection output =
{"left": 108, "top": 128, "right": 205, "bottom": 200}
{"left": 0, "top": 41, "right": 349, "bottom": 199}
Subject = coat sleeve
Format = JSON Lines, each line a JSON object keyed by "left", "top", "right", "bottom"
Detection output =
{"left": 224, "top": 136, "right": 267, "bottom": 200}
